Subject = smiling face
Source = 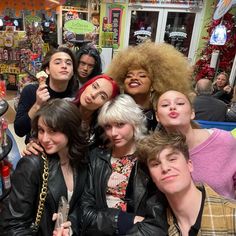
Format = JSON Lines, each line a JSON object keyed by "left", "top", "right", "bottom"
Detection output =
{"left": 38, "top": 117, "right": 68, "bottom": 156}
{"left": 80, "top": 78, "right": 113, "bottom": 111}
{"left": 46, "top": 52, "right": 74, "bottom": 83}
{"left": 124, "top": 69, "right": 152, "bottom": 97}
{"left": 216, "top": 73, "right": 228, "bottom": 89}
{"left": 148, "top": 147, "right": 193, "bottom": 196}
{"left": 103, "top": 122, "right": 135, "bottom": 150}
{"left": 156, "top": 90, "right": 195, "bottom": 131}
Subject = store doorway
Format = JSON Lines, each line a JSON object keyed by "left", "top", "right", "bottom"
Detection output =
{"left": 128, "top": 10, "right": 159, "bottom": 45}
{"left": 125, "top": 6, "right": 202, "bottom": 62}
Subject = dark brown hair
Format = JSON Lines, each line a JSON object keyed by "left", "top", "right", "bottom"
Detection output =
{"left": 31, "top": 99, "right": 87, "bottom": 166}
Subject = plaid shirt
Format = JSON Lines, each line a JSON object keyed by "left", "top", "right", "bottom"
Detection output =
{"left": 167, "top": 184, "right": 236, "bottom": 235}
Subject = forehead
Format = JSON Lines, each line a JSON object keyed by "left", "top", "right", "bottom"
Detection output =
{"left": 156, "top": 147, "right": 184, "bottom": 160}
{"left": 50, "top": 52, "right": 72, "bottom": 61}
{"left": 127, "top": 69, "right": 147, "bottom": 74}
{"left": 91, "top": 78, "right": 113, "bottom": 95}
{"left": 217, "top": 74, "right": 227, "bottom": 80}
{"left": 158, "top": 90, "right": 188, "bottom": 102}
{"left": 80, "top": 54, "right": 95, "bottom": 63}
{"left": 38, "top": 116, "right": 47, "bottom": 126}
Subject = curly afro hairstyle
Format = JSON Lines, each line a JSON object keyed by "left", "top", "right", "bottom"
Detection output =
{"left": 106, "top": 41, "right": 194, "bottom": 102}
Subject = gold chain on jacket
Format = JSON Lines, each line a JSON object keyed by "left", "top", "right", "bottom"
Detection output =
{"left": 31, "top": 152, "right": 49, "bottom": 232}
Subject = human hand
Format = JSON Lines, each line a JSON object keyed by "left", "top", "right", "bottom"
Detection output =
{"left": 35, "top": 83, "right": 50, "bottom": 106}
{"left": 21, "top": 140, "right": 44, "bottom": 156}
{"left": 52, "top": 226, "right": 70, "bottom": 236}
{"left": 133, "top": 215, "right": 145, "bottom": 224}
{"left": 223, "top": 85, "right": 232, "bottom": 94}
{"left": 52, "top": 213, "right": 71, "bottom": 236}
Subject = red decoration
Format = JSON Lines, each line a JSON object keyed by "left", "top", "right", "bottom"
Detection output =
{"left": 194, "top": 12, "right": 236, "bottom": 81}
{"left": 3, "top": 16, "right": 10, "bottom": 21}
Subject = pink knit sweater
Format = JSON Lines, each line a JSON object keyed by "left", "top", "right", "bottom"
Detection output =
{"left": 190, "top": 129, "right": 236, "bottom": 199}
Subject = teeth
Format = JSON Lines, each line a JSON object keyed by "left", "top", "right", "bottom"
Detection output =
{"left": 129, "top": 82, "right": 140, "bottom": 87}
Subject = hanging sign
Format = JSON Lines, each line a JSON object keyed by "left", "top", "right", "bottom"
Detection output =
{"left": 210, "top": 24, "right": 227, "bottom": 45}
{"left": 64, "top": 19, "right": 95, "bottom": 34}
{"left": 213, "top": 0, "right": 235, "bottom": 20}
{"left": 110, "top": 8, "right": 122, "bottom": 44}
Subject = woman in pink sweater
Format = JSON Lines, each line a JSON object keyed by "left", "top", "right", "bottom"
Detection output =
{"left": 155, "top": 90, "right": 236, "bottom": 199}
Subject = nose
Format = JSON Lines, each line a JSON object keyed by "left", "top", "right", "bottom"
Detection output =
{"left": 169, "top": 103, "right": 176, "bottom": 110}
{"left": 90, "top": 92, "right": 97, "bottom": 99}
{"left": 82, "top": 64, "right": 89, "bottom": 71}
{"left": 160, "top": 161, "right": 170, "bottom": 173}
{"left": 61, "top": 61, "right": 67, "bottom": 68}
{"left": 111, "top": 127, "right": 118, "bottom": 137}
{"left": 41, "top": 132, "right": 50, "bottom": 143}
{"left": 130, "top": 74, "right": 137, "bottom": 80}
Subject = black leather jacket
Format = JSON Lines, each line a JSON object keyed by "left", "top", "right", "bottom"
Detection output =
{"left": 78, "top": 148, "right": 167, "bottom": 236}
{"left": 0, "top": 154, "right": 87, "bottom": 236}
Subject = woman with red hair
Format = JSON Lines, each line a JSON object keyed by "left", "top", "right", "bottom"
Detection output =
{"left": 73, "top": 74, "right": 120, "bottom": 145}
{"left": 23, "top": 74, "right": 120, "bottom": 155}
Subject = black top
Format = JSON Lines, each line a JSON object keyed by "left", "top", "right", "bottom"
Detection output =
{"left": 173, "top": 187, "right": 206, "bottom": 236}
{"left": 143, "top": 109, "right": 158, "bottom": 132}
{"left": 212, "top": 85, "right": 233, "bottom": 105}
{"left": 1, "top": 154, "right": 88, "bottom": 236}
{"left": 193, "top": 95, "right": 227, "bottom": 121}
{"left": 14, "top": 83, "right": 75, "bottom": 144}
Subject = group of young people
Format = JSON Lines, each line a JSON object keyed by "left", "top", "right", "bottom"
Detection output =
{"left": 1, "top": 41, "right": 236, "bottom": 236}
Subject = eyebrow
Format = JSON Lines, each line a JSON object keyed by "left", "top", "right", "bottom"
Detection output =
{"left": 94, "top": 81, "right": 109, "bottom": 99}
{"left": 53, "top": 58, "right": 72, "bottom": 62}
{"left": 154, "top": 150, "right": 179, "bottom": 161}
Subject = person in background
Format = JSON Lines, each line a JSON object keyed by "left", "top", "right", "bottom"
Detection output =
{"left": 193, "top": 78, "right": 227, "bottom": 121}
{"left": 106, "top": 41, "right": 192, "bottom": 132}
{"left": 22, "top": 74, "right": 120, "bottom": 156}
{"left": 14, "top": 47, "right": 79, "bottom": 144}
{"left": 79, "top": 94, "right": 167, "bottom": 236}
{"left": 155, "top": 89, "right": 236, "bottom": 199}
{"left": 226, "top": 85, "right": 236, "bottom": 122}
{"left": 137, "top": 131, "right": 236, "bottom": 236}
{"left": 76, "top": 44, "right": 102, "bottom": 86}
{"left": 2, "top": 99, "right": 88, "bottom": 235}
{"left": 212, "top": 72, "right": 233, "bottom": 104}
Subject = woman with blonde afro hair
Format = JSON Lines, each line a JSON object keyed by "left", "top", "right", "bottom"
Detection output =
{"left": 106, "top": 41, "right": 193, "bottom": 130}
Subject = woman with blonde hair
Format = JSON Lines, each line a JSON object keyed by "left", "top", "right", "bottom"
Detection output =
{"left": 212, "top": 71, "right": 233, "bottom": 104}
{"left": 79, "top": 94, "right": 167, "bottom": 235}
{"left": 154, "top": 89, "right": 236, "bottom": 199}
{"left": 106, "top": 41, "right": 193, "bottom": 131}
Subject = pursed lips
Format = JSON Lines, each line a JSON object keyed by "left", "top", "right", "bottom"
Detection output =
{"left": 168, "top": 111, "right": 179, "bottom": 118}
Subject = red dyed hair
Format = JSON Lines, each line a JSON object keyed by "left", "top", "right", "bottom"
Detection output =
{"left": 73, "top": 74, "right": 120, "bottom": 106}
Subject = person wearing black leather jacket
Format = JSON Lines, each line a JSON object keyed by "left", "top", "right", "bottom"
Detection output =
{"left": 78, "top": 94, "right": 167, "bottom": 236}
{"left": 1, "top": 99, "right": 88, "bottom": 235}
